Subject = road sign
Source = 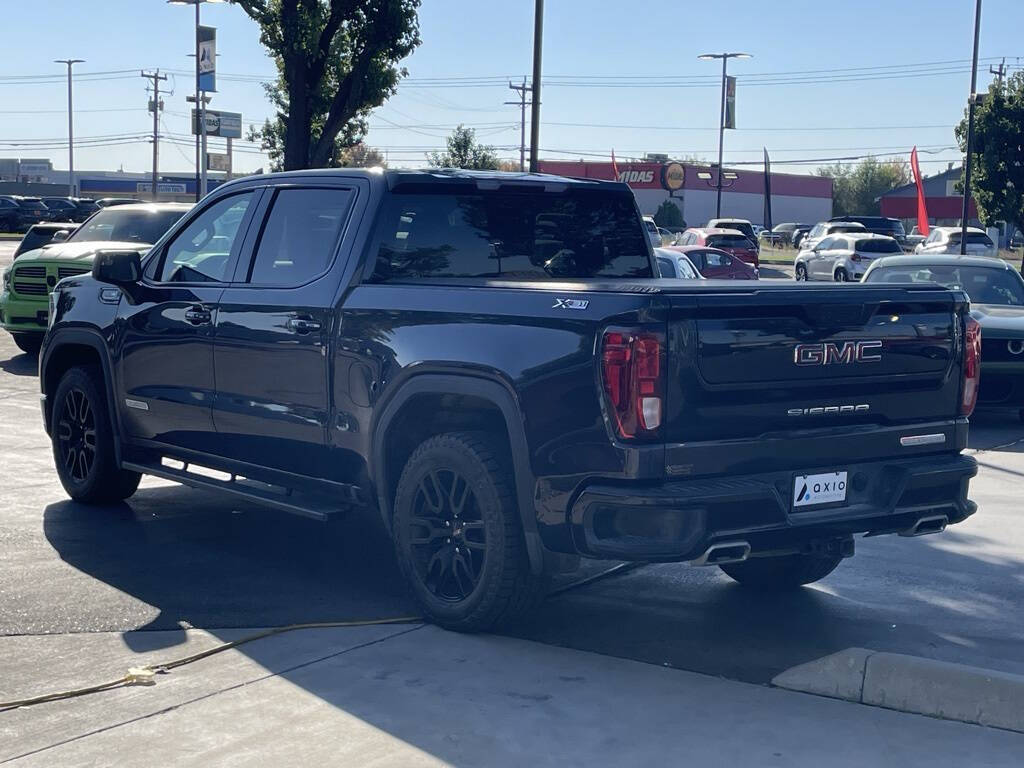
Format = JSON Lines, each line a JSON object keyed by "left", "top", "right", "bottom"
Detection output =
{"left": 207, "top": 153, "right": 230, "bottom": 172}
{"left": 199, "top": 26, "right": 216, "bottom": 92}
{"left": 137, "top": 182, "right": 187, "bottom": 194}
{"left": 191, "top": 109, "right": 242, "bottom": 139}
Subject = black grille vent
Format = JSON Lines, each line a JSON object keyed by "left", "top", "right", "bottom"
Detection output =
{"left": 13, "top": 282, "right": 48, "bottom": 296}
{"left": 14, "top": 266, "right": 46, "bottom": 279}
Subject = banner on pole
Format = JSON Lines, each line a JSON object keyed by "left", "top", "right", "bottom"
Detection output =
{"left": 763, "top": 148, "right": 773, "bottom": 232}
{"left": 724, "top": 76, "right": 736, "bottom": 129}
{"left": 198, "top": 25, "right": 216, "bottom": 92}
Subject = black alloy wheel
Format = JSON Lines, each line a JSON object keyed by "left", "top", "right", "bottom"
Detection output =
{"left": 408, "top": 468, "right": 487, "bottom": 602}
{"left": 57, "top": 387, "right": 97, "bottom": 483}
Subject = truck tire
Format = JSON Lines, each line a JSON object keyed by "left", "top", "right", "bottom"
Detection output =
{"left": 718, "top": 552, "right": 842, "bottom": 590}
{"left": 52, "top": 365, "right": 141, "bottom": 503}
{"left": 834, "top": 268, "right": 849, "bottom": 282}
{"left": 392, "top": 431, "right": 548, "bottom": 632}
{"left": 12, "top": 333, "right": 43, "bottom": 355}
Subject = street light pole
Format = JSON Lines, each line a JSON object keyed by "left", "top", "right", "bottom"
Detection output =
{"left": 961, "top": 0, "right": 983, "bottom": 255}
{"left": 698, "top": 52, "right": 751, "bottom": 218}
{"left": 54, "top": 59, "right": 84, "bottom": 197}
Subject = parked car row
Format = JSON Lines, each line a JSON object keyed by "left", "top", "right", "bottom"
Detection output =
{"left": 0, "top": 195, "right": 103, "bottom": 232}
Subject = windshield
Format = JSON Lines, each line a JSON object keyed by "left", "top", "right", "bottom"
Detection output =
{"left": 949, "top": 231, "right": 994, "bottom": 247}
{"left": 856, "top": 238, "right": 902, "bottom": 254}
{"left": 866, "top": 264, "right": 1024, "bottom": 305}
{"left": 68, "top": 208, "right": 187, "bottom": 245}
{"left": 707, "top": 234, "right": 752, "bottom": 249}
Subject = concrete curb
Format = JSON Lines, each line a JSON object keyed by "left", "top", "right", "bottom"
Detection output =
{"left": 772, "top": 648, "right": 1024, "bottom": 733}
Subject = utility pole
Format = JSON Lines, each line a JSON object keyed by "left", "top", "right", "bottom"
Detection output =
{"left": 54, "top": 59, "right": 84, "bottom": 196}
{"left": 141, "top": 70, "right": 167, "bottom": 201}
{"left": 529, "top": 0, "right": 543, "bottom": 173}
{"left": 961, "top": 0, "right": 983, "bottom": 254}
{"left": 505, "top": 79, "right": 531, "bottom": 171}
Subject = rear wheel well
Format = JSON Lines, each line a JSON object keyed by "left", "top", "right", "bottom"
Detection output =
{"left": 44, "top": 344, "right": 103, "bottom": 428}
{"left": 381, "top": 392, "right": 511, "bottom": 523}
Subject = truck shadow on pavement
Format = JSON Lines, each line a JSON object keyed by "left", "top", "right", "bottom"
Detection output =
{"left": 39, "top": 414, "right": 1024, "bottom": 691}
{"left": 42, "top": 486, "right": 415, "bottom": 653}
{"left": 0, "top": 351, "right": 37, "bottom": 377}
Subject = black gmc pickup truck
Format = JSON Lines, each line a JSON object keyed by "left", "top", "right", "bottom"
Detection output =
{"left": 39, "top": 169, "right": 979, "bottom": 631}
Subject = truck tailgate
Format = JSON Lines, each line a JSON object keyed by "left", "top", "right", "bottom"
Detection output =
{"left": 665, "top": 285, "right": 967, "bottom": 445}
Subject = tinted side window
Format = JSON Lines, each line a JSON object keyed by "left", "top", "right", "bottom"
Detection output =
{"left": 705, "top": 251, "right": 732, "bottom": 267}
{"left": 247, "top": 188, "right": 353, "bottom": 285}
{"left": 158, "top": 192, "right": 253, "bottom": 283}
{"left": 657, "top": 257, "right": 676, "bottom": 277}
{"left": 370, "top": 190, "right": 651, "bottom": 280}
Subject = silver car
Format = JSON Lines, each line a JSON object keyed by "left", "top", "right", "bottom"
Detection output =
{"left": 794, "top": 232, "right": 902, "bottom": 282}
{"left": 655, "top": 248, "right": 703, "bottom": 279}
{"left": 914, "top": 226, "right": 998, "bottom": 258}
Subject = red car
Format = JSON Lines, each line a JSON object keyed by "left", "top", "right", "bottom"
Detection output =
{"left": 676, "top": 227, "right": 759, "bottom": 270}
{"left": 663, "top": 245, "right": 758, "bottom": 280}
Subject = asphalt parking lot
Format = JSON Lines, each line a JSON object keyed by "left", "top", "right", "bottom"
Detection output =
{"left": 2, "top": 239, "right": 1022, "bottom": 690}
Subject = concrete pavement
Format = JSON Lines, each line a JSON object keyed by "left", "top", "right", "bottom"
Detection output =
{"left": 3, "top": 625, "right": 1023, "bottom": 767}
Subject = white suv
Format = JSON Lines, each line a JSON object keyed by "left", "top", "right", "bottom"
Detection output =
{"left": 914, "top": 226, "right": 997, "bottom": 258}
{"left": 799, "top": 221, "right": 866, "bottom": 254}
{"left": 794, "top": 232, "right": 902, "bottom": 282}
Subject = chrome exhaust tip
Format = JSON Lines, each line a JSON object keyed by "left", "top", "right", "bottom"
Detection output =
{"left": 899, "top": 514, "right": 948, "bottom": 537}
{"left": 688, "top": 541, "right": 751, "bottom": 566}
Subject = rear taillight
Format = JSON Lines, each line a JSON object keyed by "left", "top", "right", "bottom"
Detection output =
{"left": 851, "top": 254, "right": 861, "bottom": 262}
{"left": 961, "top": 315, "right": 981, "bottom": 416}
{"left": 600, "top": 329, "right": 664, "bottom": 439}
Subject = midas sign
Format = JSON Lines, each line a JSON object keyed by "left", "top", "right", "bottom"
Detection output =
{"left": 617, "top": 169, "right": 655, "bottom": 184}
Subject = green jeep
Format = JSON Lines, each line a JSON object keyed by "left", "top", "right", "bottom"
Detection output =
{"left": 1, "top": 203, "right": 190, "bottom": 354}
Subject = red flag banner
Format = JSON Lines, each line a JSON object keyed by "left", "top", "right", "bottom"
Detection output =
{"left": 611, "top": 149, "right": 621, "bottom": 182}
{"left": 911, "top": 147, "right": 929, "bottom": 237}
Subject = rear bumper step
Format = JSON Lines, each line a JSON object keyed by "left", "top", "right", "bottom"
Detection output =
{"left": 569, "top": 453, "right": 977, "bottom": 561}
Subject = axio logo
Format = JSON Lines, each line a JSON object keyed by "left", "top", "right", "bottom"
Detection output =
{"left": 793, "top": 340, "right": 883, "bottom": 366}
{"left": 617, "top": 170, "right": 655, "bottom": 184}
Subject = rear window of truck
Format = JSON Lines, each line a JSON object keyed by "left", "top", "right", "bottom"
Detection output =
{"left": 369, "top": 189, "right": 652, "bottom": 280}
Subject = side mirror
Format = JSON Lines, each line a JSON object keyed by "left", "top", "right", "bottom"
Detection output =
{"left": 92, "top": 249, "right": 142, "bottom": 287}
{"left": 50, "top": 229, "right": 71, "bottom": 243}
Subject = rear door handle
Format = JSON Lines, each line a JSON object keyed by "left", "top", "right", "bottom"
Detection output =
{"left": 286, "top": 315, "right": 321, "bottom": 334}
{"left": 185, "top": 305, "right": 211, "bottom": 325}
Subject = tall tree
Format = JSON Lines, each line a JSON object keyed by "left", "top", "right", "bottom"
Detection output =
{"left": 816, "top": 156, "right": 910, "bottom": 216}
{"left": 955, "top": 71, "right": 1024, "bottom": 237}
{"left": 237, "top": 0, "right": 420, "bottom": 170}
{"left": 427, "top": 125, "right": 500, "bottom": 170}
{"left": 340, "top": 142, "right": 387, "bottom": 167}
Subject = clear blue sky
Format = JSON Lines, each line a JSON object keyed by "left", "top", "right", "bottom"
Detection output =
{"left": 1, "top": 0, "right": 1021, "bottom": 176}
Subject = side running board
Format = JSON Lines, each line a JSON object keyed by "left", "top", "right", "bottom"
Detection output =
{"left": 122, "top": 460, "right": 355, "bottom": 521}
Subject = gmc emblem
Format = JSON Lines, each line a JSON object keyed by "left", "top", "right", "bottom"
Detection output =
{"left": 794, "top": 340, "right": 883, "bottom": 366}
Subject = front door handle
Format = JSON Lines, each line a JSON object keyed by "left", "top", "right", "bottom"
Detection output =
{"left": 184, "top": 305, "right": 212, "bottom": 325}
{"left": 286, "top": 315, "right": 321, "bottom": 334}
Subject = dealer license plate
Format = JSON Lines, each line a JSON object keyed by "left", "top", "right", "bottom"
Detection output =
{"left": 793, "top": 471, "right": 848, "bottom": 508}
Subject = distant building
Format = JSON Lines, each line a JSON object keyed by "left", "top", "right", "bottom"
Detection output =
{"left": 538, "top": 159, "right": 832, "bottom": 228}
{"left": 879, "top": 165, "right": 979, "bottom": 230}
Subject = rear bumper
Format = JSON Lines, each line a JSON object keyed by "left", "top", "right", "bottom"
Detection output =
{"left": 568, "top": 452, "right": 977, "bottom": 561}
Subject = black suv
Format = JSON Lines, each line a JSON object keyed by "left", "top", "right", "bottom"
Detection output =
{"left": 0, "top": 196, "right": 52, "bottom": 232}
{"left": 40, "top": 169, "right": 978, "bottom": 630}
{"left": 829, "top": 215, "right": 906, "bottom": 248}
